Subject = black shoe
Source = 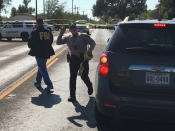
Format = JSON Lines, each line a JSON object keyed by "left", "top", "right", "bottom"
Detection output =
{"left": 34, "top": 82, "right": 43, "bottom": 92}
{"left": 44, "top": 88, "right": 54, "bottom": 94}
{"left": 88, "top": 86, "right": 93, "bottom": 95}
{"left": 47, "top": 85, "right": 54, "bottom": 89}
{"left": 34, "top": 82, "right": 41, "bottom": 88}
{"left": 68, "top": 97, "right": 76, "bottom": 102}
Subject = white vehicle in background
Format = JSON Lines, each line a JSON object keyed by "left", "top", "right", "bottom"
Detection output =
{"left": 171, "top": 18, "right": 175, "bottom": 22}
{"left": 75, "top": 20, "right": 88, "bottom": 24}
{"left": 76, "top": 24, "right": 90, "bottom": 35}
{"left": 0, "top": 21, "right": 55, "bottom": 41}
{"left": 44, "top": 22, "right": 55, "bottom": 31}
{"left": 0, "top": 21, "right": 35, "bottom": 41}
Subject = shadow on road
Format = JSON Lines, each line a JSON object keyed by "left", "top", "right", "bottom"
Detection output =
{"left": 67, "top": 97, "right": 97, "bottom": 128}
{"left": 31, "top": 93, "right": 61, "bottom": 108}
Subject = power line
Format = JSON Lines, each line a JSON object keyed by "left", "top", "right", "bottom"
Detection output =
{"left": 67, "top": 8, "right": 92, "bottom": 11}
{"left": 88, "top": 0, "right": 94, "bottom": 6}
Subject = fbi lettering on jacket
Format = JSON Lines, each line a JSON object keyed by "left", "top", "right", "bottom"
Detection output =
{"left": 40, "top": 32, "right": 50, "bottom": 40}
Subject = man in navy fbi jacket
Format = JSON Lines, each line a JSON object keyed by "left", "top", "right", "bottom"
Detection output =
{"left": 28, "top": 18, "right": 55, "bottom": 93}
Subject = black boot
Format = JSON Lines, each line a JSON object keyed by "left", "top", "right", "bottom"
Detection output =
{"left": 88, "top": 86, "right": 93, "bottom": 95}
{"left": 68, "top": 96, "right": 76, "bottom": 102}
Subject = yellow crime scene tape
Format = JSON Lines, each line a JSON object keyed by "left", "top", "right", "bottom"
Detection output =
{"left": 0, "top": 18, "right": 117, "bottom": 27}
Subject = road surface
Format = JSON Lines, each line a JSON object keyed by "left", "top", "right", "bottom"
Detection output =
{"left": 0, "top": 29, "right": 175, "bottom": 131}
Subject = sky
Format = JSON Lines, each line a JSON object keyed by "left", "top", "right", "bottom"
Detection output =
{"left": 3, "top": 0, "right": 159, "bottom": 18}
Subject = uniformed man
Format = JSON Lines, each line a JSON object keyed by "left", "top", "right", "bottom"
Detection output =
{"left": 56, "top": 25, "right": 96, "bottom": 102}
{"left": 28, "top": 18, "right": 55, "bottom": 93}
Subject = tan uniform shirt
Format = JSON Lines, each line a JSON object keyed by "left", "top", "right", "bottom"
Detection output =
{"left": 56, "top": 33, "right": 96, "bottom": 57}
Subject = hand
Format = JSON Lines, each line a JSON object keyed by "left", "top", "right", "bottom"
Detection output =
{"left": 60, "top": 27, "right": 66, "bottom": 34}
{"left": 87, "top": 50, "right": 93, "bottom": 57}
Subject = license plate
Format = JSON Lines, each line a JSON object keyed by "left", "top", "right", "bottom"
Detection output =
{"left": 146, "top": 72, "right": 170, "bottom": 85}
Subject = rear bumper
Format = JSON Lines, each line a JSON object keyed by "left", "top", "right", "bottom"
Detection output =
{"left": 95, "top": 74, "right": 175, "bottom": 122}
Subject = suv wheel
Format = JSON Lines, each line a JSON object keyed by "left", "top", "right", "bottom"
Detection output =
{"left": 7, "top": 38, "right": 12, "bottom": 41}
{"left": 21, "top": 33, "right": 29, "bottom": 42}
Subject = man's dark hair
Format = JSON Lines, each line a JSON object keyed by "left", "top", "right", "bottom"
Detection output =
{"left": 36, "top": 18, "right": 44, "bottom": 25}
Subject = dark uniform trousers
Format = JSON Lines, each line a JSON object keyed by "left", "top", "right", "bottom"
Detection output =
{"left": 69, "top": 55, "right": 92, "bottom": 98}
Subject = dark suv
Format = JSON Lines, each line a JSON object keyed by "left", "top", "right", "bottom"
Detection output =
{"left": 95, "top": 20, "right": 175, "bottom": 123}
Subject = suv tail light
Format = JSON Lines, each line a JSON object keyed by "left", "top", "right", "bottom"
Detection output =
{"left": 154, "top": 24, "right": 166, "bottom": 27}
{"left": 99, "top": 53, "right": 109, "bottom": 77}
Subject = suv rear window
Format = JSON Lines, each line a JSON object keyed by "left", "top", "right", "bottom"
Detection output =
{"left": 108, "top": 23, "right": 175, "bottom": 55}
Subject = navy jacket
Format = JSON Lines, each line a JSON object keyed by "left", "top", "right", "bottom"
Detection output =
{"left": 28, "top": 26, "right": 55, "bottom": 58}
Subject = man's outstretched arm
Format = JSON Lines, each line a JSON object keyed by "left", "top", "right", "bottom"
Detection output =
{"left": 56, "top": 28, "right": 69, "bottom": 45}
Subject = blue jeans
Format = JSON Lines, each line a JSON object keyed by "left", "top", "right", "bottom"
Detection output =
{"left": 35, "top": 57, "right": 53, "bottom": 88}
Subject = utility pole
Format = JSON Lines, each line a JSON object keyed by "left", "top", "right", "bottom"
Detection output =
{"left": 74, "top": 6, "right": 76, "bottom": 14}
{"left": 36, "top": 0, "right": 38, "bottom": 19}
{"left": 83, "top": 11, "right": 84, "bottom": 19}
{"left": 43, "top": 0, "right": 45, "bottom": 19}
{"left": 77, "top": 7, "right": 79, "bottom": 19}
{"left": 72, "top": 0, "right": 74, "bottom": 20}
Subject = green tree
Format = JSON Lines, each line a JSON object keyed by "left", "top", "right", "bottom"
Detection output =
{"left": 17, "top": 0, "right": 35, "bottom": 14}
{"left": 37, "top": 1, "right": 89, "bottom": 24}
{"left": 127, "top": 0, "right": 147, "bottom": 19}
{"left": 157, "top": 0, "right": 175, "bottom": 19}
{"left": 93, "top": 0, "right": 147, "bottom": 21}
{"left": 45, "top": 0, "right": 64, "bottom": 19}
{"left": 10, "top": 7, "right": 17, "bottom": 17}
{"left": 93, "top": 0, "right": 108, "bottom": 21}
{"left": 139, "top": 9, "right": 160, "bottom": 19}
{"left": 0, "top": 0, "right": 11, "bottom": 14}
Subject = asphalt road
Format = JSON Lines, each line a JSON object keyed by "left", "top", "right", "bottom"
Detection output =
{"left": 0, "top": 29, "right": 175, "bottom": 131}
{"left": 0, "top": 29, "right": 111, "bottom": 131}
